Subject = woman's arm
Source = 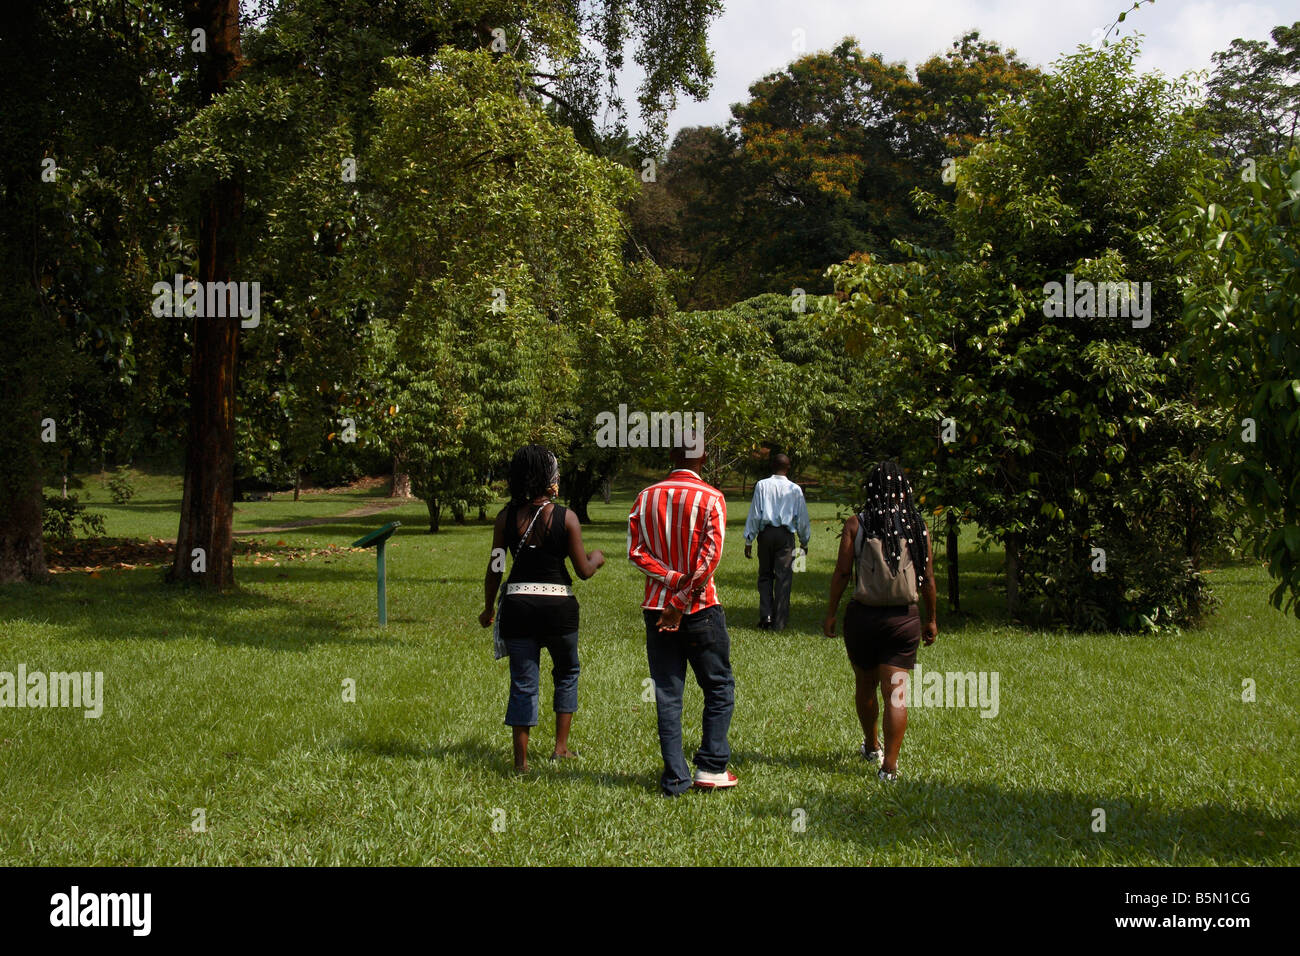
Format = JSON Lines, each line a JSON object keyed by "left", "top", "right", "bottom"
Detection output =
{"left": 479, "top": 508, "right": 508, "bottom": 628}
{"left": 565, "top": 509, "right": 605, "bottom": 580}
{"left": 920, "top": 532, "right": 938, "bottom": 645}
{"left": 823, "top": 515, "right": 858, "bottom": 637}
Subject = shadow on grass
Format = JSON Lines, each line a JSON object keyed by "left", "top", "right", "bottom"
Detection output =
{"left": 233, "top": 522, "right": 419, "bottom": 539}
{"left": 96, "top": 499, "right": 185, "bottom": 513}
{"left": 742, "top": 772, "right": 1295, "bottom": 864}
{"left": 339, "top": 736, "right": 657, "bottom": 792}
{"left": 0, "top": 573, "right": 401, "bottom": 651}
{"left": 229, "top": 562, "right": 481, "bottom": 589}
{"left": 731, "top": 747, "right": 854, "bottom": 775}
{"left": 234, "top": 564, "right": 373, "bottom": 585}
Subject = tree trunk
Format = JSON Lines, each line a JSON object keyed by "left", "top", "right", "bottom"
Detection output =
{"left": 0, "top": 7, "right": 50, "bottom": 584}
{"left": 426, "top": 496, "right": 440, "bottom": 533}
{"left": 1005, "top": 534, "right": 1022, "bottom": 618}
{"left": 390, "top": 455, "right": 412, "bottom": 498}
{"left": 293, "top": 469, "right": 301, "bottom": 502}
{"left": 0, "top": 416, "right": 47, "bottom": 584}
{"left": 946, "top": 512, "right": 960, "bottom": 612}
{"left": 936, "top": 425, "right": 959, "bottom": 611}
{"left": 168, "top": 0, "right": 244, "bottom": 591}
{"left": 563, "top": 463, "right": 606, "bottom": 524}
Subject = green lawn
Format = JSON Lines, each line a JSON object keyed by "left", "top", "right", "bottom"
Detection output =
{"left": 1, "top": 474, "right": 1296, "bottom": 865}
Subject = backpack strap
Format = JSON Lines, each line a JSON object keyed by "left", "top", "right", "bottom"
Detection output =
{"left": 513, "top": 502, "right": 549, "bottom": 557}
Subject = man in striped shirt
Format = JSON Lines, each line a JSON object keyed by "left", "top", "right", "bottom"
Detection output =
{"left": 628, "top": 433, "right": 737, "bottom": 795}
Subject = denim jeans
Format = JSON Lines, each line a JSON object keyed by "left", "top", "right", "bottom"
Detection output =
{"left": 504, "top": 631, "right": 579, "bottom": 727}
{"left": 643, "top": 604, "right": 734, "bottom": 794}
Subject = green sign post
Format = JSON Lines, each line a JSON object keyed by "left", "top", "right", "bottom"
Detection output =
{"left": 351, "top": 521, "right": 401, "bottom": 625}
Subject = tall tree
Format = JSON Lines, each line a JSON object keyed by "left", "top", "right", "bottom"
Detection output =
{"left": 353, "top": 52, "right": 634, "bottom": 533}
{"left": 633, "top": 32, "right": 1039, "bottom": 308}
{"left": 827, "top": 39, "right": 1226, "bottom": 631}
{"left": 168, "top": 0, "right": 245, "bottom": 589}
{"left": 0, "top": 0, "right": 182, "bottom": 582}
{"left": 1202, "top": 22, "right": 1300, "bottom": 158}
{"left": 1178, "top": 148, "right": 1300, "bottom": 617}
{"left": 162, "top": 0, "right": 723, "bottom": 577}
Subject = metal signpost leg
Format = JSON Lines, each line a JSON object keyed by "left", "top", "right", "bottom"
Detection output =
{"left": 352, "top": 521, "right": 400, "bottom": 627}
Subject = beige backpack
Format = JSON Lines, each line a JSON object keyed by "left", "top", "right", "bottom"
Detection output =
{"left": 852, "top": 516, "right": 918, "bottom": 606}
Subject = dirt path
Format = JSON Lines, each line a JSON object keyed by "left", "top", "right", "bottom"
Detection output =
{"left": 234, "top": 498, "right": 407, "bottom": 536}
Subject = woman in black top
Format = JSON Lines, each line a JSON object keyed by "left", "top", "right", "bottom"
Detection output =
{"left": 479, "top": 446, "right": 604, "bottom": 773}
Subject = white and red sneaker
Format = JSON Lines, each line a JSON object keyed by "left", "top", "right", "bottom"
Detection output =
{"left": 693, "top": 769, "right": 739, "bottom": 789}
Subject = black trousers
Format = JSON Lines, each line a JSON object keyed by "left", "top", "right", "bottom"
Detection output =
{"left": 757, "top": 525, "right": 796, "bottom": 629}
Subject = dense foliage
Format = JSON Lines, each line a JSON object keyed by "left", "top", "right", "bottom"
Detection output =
{"left": 824, "top": 40, "right": 1228, "bottom": 631}
{"left": 8, "top": 2, "right": 1299, "bottom": 627}
{"left": 1178, "top": 150, "right": 1300, "bottom": 616}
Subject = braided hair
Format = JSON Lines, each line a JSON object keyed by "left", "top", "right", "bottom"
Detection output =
{"left": 856, "top": 461, "right": 929, "bottom": 589}
{"left": 508, "top": 445, "right": 559, "bottom": 506}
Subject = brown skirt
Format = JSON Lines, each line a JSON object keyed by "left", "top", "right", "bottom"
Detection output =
{"left": 843, "top": 600, "right": 921, "bottom": 670}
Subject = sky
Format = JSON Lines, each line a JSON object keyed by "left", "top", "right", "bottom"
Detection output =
{"left": 616, "top": 0, "right": 1300, "bottom": 139}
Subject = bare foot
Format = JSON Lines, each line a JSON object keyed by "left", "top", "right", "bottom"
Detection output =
{"left": 550, "top": 747, "right": 578, "bottom": 760}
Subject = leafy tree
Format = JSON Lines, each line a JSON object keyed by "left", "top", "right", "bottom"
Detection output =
{"left": 633, "top": 33, "right": 1040, "bottom": 308}
{"left": 1178, "top": 149, "right": 1300, "bottom": 616}
{"left": 1202, "top": 22, "right": 1300, "bottom": 158}
{"left": 827, "top": 39, "right": 1226, "bottom": 631}
{"left": 0, "top": 0, "right": 184, "bottom": 582}
{"left": 555, "top": 259, "right": 685, "bottom": 522}
{"left": 163, "top": 0, "right": 722, "bottom": 579}
{"left": 627, "top": 125, "right": 755, "bottom": 309}
{"left": 351, "top": 52, "right": 635, "bottom": 532}
{"left": 654, "top": 296, "right": 820, "bottom": 488}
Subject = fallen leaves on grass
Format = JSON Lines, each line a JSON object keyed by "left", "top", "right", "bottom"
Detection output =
{"left": 44, "top": 537, "right": 365, "bottom": 574}
{"left": 45, "top": 537, "right": 177, "bottom": 574}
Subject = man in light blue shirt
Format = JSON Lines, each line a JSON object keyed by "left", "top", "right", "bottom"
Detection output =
{"left": 743, "top": 454, "right": 811, "bottom": 631}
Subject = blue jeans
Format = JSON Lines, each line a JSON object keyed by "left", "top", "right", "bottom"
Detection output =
{"left": 643, "top": 604, "right": 734, "bottom": 794}
{"left": 504, "top": 631, "right": 579, "bottom": 727}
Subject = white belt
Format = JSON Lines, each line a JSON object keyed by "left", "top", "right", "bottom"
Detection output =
{"left": 506, "top": 583, "right": 573, "bottom": 597}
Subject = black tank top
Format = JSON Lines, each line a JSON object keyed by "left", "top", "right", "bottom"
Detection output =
{"left": 499, "top": 502, "right": 579, "bottom": 638}
{"left": 504, "top": 501, "right": 573, "bottom": 587}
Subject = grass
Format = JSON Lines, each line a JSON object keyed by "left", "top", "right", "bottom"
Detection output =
{"left": 1, "top": 471, "right": 1296, "bottom": 865}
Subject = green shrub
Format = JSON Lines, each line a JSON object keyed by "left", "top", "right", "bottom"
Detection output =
{"left": 106, "top": 466, "right": 136, "bottom": 504}
{"left": 42, "top": 493, "right": 107, "bottom": 540}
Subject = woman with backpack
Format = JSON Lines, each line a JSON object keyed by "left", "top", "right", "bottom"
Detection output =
{"left": 822, "top": 461, "right": 938, "bottom": 781}
{"left": 479, "top": 445, "right": 605, "bottom": 773}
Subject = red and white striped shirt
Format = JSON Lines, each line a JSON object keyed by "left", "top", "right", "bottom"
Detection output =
{"left": 628, "top": 469, "right": 727, "bottom": 612}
